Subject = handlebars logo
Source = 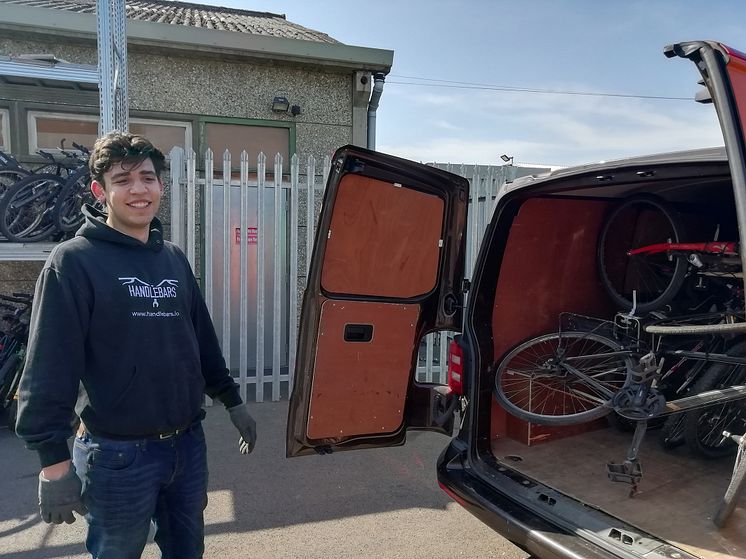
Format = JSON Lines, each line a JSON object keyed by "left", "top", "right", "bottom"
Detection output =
{"left": 119, "top": 277, "right": 179, "bottom": 308}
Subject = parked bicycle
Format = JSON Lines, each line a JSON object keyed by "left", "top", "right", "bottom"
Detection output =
{"left": 494, "top": 311, "right": 744, "bottom": 421}
{"left": 492, "top": 311, "right": 746, "bottom": 495}
{"left": 1, "top": 145, "right": 82, "bottom": 194}
{"left": 0, "top": 141, "right": 93, "bottom": 242}
{"left": 0, "top": 292, "right": 32, "bottom": 433}
{"left": 594, "top": 193, "right": 746, "bottom": 451}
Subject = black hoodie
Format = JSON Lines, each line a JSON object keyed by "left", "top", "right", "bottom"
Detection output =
{"left": 16, "top": 206, "right": 241, "bottom": 467}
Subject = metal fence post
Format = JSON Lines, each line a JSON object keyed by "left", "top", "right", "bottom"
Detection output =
{"left": 169, "top": 147, "right": 184, "bottom": 249}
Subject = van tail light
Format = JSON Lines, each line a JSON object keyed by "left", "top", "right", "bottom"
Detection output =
{"left": 447, "top": 339, "right": 464, "bottom": 396}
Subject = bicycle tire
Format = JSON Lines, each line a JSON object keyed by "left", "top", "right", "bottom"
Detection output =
{"left": 659, "top": 413, "right": 687, "bottom": 450}
{"left": 597, "top": 195, "right": 687, "bottom": 313}
{"left": 494, "top": 331, "right": 633, "bottom": 425}
{"left": 0, "top": 168, "right": 29, "bottom": 198}
{"left": 52, "top": 169, "right": 92, "bottom": 233}
{"left": 0, "top": 173, "right": 63, "bottom": 242}
{"left": 713, "top": 439, "right": 746, "bottom": 528}
{"left": 683, "top": 341, "right": 746, "bottom": 458}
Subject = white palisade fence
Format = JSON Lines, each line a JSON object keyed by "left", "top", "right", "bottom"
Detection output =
{"left": 169, "top": 148, "right": 532, "bottom": 400}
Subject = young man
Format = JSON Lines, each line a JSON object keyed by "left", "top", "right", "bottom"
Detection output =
{"left": 16, "top": 132, "right": 256, "bottom": 558}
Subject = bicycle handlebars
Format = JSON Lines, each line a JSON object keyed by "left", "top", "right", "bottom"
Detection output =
{"left": 72, "top": 141, "right": 90, "bottom": 155}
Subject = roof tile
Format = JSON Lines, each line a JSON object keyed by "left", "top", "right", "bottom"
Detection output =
{"left": 0, "top": 0, "right": 340, "bottom": 43}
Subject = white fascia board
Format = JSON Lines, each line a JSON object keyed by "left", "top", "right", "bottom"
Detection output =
{"left": 0, "top": 3, "right": 394, "bottom": 72}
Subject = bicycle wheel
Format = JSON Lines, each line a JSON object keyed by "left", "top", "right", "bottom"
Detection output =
{"left": 713, "top": 437, "right": 746, "bottom": 528}
{"left": 53, "top": 169, "right": 92, "bottom": 233}
{"left": 598, "top": 195, "right": 687, "bottom": 313}
{"left": 683, "top": 341, "right": 746, "bottom": 458}
{"left": 0, "top": 173, "right": 63, "bottom": 242}
{"left": 0, "top": 168, "right": 28, "bottom": 199}
{"left": 494, "top": 331, "right": 633, "bottom": 425}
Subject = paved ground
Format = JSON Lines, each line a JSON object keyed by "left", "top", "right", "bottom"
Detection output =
{"left": 0, "top": 401, "right": 530, "bottom": 559}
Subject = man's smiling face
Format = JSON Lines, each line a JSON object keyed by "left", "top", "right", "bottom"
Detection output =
{"left": 91, "top": 158, "right": 163, "bottom": 242}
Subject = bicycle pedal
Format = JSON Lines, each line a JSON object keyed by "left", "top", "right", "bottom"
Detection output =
{"left": 606, "top": 459, "right": 643, "bottom": 486}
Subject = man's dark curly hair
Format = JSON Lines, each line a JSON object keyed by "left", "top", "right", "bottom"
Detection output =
{"left": 89, "top": 131, "right": 166, "bottom": 187}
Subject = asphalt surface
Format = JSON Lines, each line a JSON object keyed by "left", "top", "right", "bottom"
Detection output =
{"left": 0, "top": 401, "right": 530, "bottom": 559}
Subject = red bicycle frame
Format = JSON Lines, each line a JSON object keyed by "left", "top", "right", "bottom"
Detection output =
{"left": 628, "top": 241, "right": 739, "bottom": 257}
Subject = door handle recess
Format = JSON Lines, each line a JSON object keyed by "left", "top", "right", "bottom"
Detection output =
{"left": 344, "top": 324, "right": 373, "bottom": 342}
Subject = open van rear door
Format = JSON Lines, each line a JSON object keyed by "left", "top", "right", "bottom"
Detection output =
{"left": 667, "top": 41, "right": 746, "bottom": 280}
{"left": 286, "top": 145, "right": 469, "bottom": 457}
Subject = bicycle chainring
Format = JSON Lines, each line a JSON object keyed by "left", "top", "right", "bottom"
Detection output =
{"left": 613, "top": 387, "right": 666, "bottom": 420}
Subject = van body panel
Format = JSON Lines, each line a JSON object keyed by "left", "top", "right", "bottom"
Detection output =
{"left": 286, "top": 145, "right": 469, "bottom": 457}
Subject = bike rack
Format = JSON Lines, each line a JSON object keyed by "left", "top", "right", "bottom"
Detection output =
{"left": 0, "top": 243, "right": 56, "bottom": 261}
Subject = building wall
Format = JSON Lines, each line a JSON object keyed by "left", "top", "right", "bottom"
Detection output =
{"left": 0, "top": 33, "right": 354, "bottom": 157}
{"left": 0, "top": 261, "right": 42, "bottom": 297}
{"left": 0, "top": 31, "right": 358, "bottom": 296}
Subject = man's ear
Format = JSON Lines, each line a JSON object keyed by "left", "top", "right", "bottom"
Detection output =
{"left": 91, "top": 180, "right": 106, "bottom": 203}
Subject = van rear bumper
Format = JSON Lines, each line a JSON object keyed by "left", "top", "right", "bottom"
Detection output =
{"left": 437, "top": 446, "right": 628, "bottom": 559}
{"left": 437, "top": 472, "right": 618, "bottom": 559}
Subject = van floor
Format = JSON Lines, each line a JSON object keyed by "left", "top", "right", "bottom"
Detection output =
{"left": 492, "top": 427, "right": 745, "bottom": 559}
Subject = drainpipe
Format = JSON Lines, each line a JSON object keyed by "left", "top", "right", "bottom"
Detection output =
{"left": 367, "top": 72, "right": 386, "bottom": 150}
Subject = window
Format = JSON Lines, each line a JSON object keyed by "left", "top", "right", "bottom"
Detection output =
{"left": 30, "top": 112, "right": 98, "bottom": 151}
{"left": 27, "top": 111, "right": 192, "bottom": 155}
{"left": 130, "top": 120, "right": 190, "bottom": 156}
{"left": 0, "top": 109, "right": 10, "bottom": 152}
{"left": 203, "top": 121, "right": 291, "bottom": 172}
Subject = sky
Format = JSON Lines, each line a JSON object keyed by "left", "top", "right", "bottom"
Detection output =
{"left": 194, "top": 0, "right": 746, "bottom": 168}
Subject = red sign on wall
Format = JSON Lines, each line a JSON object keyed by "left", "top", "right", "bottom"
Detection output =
{"left": 235, "top": 226, "right": 258, "bottom": 245}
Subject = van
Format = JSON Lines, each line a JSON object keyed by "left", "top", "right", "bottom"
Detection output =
{"left": 286, "top": 40, "right": 746, "bottom": 559}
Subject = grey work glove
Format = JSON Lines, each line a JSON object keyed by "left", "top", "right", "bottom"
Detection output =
{"left": 228, "top": 403, "right": 257, "bottom": 455}
{"left": 38, "top": 467, "right": 87, "bottom": 524}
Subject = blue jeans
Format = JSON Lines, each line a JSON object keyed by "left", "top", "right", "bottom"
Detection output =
{"left": 72, "top": 424, "right": 208, "bottom": 559}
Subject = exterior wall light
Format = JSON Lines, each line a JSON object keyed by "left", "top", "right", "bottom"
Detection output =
{"left": 500, "top": 154, "right": 514, "bottom": 165}
{"left": 271, "top": 97, "right": 301, "bottom": 117}
{"left": 271, "top": 96, "right": 290, "bottom": 113}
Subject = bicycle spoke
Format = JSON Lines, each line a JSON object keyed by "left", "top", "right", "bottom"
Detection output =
{"left": 627, "top": 256, "right": 677, "bottom": 299}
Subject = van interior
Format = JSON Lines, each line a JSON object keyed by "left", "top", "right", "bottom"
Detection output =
{"left": 476, "top": 157, "right": 745, "bottom": 559}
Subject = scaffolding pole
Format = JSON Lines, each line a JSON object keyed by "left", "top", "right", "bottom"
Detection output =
{"left": 97, "top": 0, "right": 128, "bottom": 135}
